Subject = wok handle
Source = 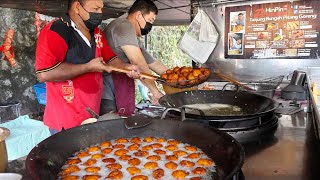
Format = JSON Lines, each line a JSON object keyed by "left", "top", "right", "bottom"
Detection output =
{"left": 181, "top": 106, "right": 206, "bottom": 120}
{"left": 109, "top": 66, "right": 159, "bottom": 80}
{"left": 161, "top": 108, "right": 181, "bottom": 120}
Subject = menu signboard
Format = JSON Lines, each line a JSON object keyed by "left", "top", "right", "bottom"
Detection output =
{"left": 225, "top": 0, "right": 320, "bottom": 59}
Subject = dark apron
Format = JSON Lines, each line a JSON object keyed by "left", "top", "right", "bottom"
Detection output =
{"left": 112, "top": 73, "right": 135, "bottom": 116}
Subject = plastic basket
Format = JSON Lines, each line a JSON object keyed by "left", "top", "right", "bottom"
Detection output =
{"left": 33, "top": 83, "right": 46, "bottom": 105}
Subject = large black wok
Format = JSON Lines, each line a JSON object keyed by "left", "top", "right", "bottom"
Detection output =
{"left": 159, "top": 90, "right": 276, "bottom": 119}
{"left": 26, "top": 119, "right": 244, "bottom": 180}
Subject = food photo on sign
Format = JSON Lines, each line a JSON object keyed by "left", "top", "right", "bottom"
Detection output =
{"left": 228, "top": 33, "right": 244, "bottom": 55}
{"left": 230, "top": 11, "right": 246, "bottom": 33}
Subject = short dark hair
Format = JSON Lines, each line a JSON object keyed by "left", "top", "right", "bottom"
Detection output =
{"left": 238, "top": 13, "right": 243, "bottom": 16}
{"left": 68, "top": 0, "right": 85, "bottom": 10}
{"left": 128, "top": 0, "right": 158, "bottom": 15}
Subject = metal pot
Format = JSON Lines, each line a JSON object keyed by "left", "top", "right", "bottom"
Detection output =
{"left": 26, "top": 119, "right": 244, "bottom": 180}
{"left": 0, "top": 127, "right": 10, "bottom": 173}
{"left": 223, "top": 83, "right": 276, "bottom": 99}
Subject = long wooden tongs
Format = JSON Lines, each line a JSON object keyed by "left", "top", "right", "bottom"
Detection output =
{"left": 213, "top": 71, "right": 254, "bottom": 91}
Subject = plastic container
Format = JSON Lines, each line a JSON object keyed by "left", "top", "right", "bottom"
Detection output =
{"left": 0, "top": 127, "right": 10, "bottom": 173}
{"left": 33, "top": 83, "right": 46, "bottom": 105}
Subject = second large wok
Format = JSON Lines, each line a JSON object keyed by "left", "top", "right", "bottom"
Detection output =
{"left": 159, "top": 90, "right": 276, "bottom": 119}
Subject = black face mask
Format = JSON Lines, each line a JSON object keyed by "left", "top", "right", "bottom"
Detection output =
{"left": 139, "top": 15, "right": 153, "bottom": 35}
{"left": 80, "top": 5, "right": 103, "bottom": 31}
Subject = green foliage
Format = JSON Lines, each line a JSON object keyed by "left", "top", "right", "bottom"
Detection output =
{"left": 147, "top": 26, "right": 192, "bottom": 68}
{"left": 135, "top": 26, "right": 192, "bottom": 104}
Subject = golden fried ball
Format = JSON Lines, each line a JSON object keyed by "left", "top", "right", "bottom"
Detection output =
{"left": 180, "top": 160, "right": 195, "bottom": 168}
{"left": 76, "top": 151, "right": 90, "bottom": 158}
{"left": 115, "top": 138, "right": 129, "bottom": 143}
{"left": 141, "top": 145, "right": 153, "bottom": 151}
{"left": 100, "top": 141, "right": 111, "bottom": 148}
{"left": 185, "top": 146, "right": 198, "bottom": 152}
{"left": 83, "top": 159, "right": 97, "bottom": 166}
{"left": 131, "top": 175, "right": 148, "bottom": 180}
{"left": 161, "top": 73, "right": 168, "bottom": 80}
{"left": 180, "top": 67, "right": 189, "bottom": 74}
{"left": 173, "top": 150, "right": 188, "bottom": 157}
{"left": 187, "top": 74, "right": 196, "bottom": 80}
{"left": 151, "top": 143, "right": 163, "bottom": 149}
{"left": 154, "top": 149, "right": 166, "bottom": 155}
{"left": 113, "top": 144, "right": 125, "bottom": 149}
{"left": 165, "top": 161, "right": 178, "bottom": 170}
{"left": 178, "top": 76, "right": 188, "bottom": 86}
{"left": 172, "top": 170, "right": 189, "bottom": 179}
{"left": 107, "top": 170, "right": 123, "bottom": 179}
{"left": 166, "top": 69, "right": 173, "bottom": 74}
{"left": 152, "top": 168, "right": 164, "bottom": 179}
{"left": 128, "top": 144, "right": 140, "bottom": 151}
{"left": 165, "top": 155, "right": 178, "bottom": 161}
{"left": 101, "top": 148, "right": 112, "bottom": 155}
{"left": 61, "top": 166, "right": 80, "bottom": 176}
{"left": 165, "top": 145, "right": 178, "bottom": 151}
{"left": 147, "top": 155, "right": 161, "bottom": 161}
{"left": 197, "top": 158, "right": 214, "bottom": 166}
{"left": 143, "top": 136, "right": 154, "bottom": 142}
{"left": 128, "top": 158, "right": 141, "bottom": 166}
{"left": 192, "top": 69, "right": 202, "bottom": 77}
{"left": 119, "top": 155, "right": 131, "bottom": 161}
{"left": 91, "top": 154, "right": 104, "bottom": 159}
{"left": 186, "top": 153, "right": 200, "bottom": 159}
{"left": 134, "top": 150, "right": 149, "bottom": 157}
{"left": 106, "top": 163, "right": 122, "bottom": 171}
{"left": 85, "top": 167, "right": 100, "bottom": 173}
{"left": 173, "top": 67, "right": 180, "bottom": 73}
{"left": 61, "top": 175, "right": 78, "bottom": 180}
{"left": 82, "top": 175, "right": 101, "bottom": 180}
{"left": 182, "top": 72, "right": 189, "bottom": 78}
{"left": 114, "top": 149, "right": 129, "bottom": 156}
{"left": 102, "top": 158, "right": 116, "bottom": 164}
{"left": 87, "top": 146, "right": 100, "bottom": 152}
{"left": 126, "top": 167, "right": 141, "bottom": 175}
{"left": 192, "top": 167, "right": 207, "bottom": 175}
{"left": 156, "top": 138, "right": 167, "bottom": 142}
{"left": 144, "top": 162, "right": 158, "bottom": 170}
{"left": 66, "top": 158, "right": 81, "bottom": 165}
{"left": 131, "top": 137, "right": 142, "bottom": 144}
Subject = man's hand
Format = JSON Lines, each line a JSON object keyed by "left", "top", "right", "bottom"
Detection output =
{"left": 149, "top": 90, "right": 164, "bottom": 105}
{"left": 125, "top": 64, "right": 140, "bottom": 79}
{"left": 87, "top": 57, "right": 109, "bottom": 72}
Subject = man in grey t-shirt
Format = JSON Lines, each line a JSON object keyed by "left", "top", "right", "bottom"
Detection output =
{"left": 101, "top": 0, "right": 168, "bottom": 115}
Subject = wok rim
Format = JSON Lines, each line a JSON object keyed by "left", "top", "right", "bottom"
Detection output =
{"left": 26, "top": 119, "right": 245, "bottom": 180}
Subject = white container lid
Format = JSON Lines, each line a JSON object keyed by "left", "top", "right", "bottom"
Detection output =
{"left": 0, "top": 173, "right": 22, "bottom": 180}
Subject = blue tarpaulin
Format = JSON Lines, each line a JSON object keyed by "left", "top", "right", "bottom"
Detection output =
{"left": 0, "top": 115, "right": 50, "bottom": 160}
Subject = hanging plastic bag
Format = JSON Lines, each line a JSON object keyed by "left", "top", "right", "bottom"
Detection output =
{"left": 178, "top": 9, "right": 219, "bottom": 64}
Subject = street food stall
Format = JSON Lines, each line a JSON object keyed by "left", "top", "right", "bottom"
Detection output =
{"left": 0, "top": 0, "right": 320, "bottom": 179}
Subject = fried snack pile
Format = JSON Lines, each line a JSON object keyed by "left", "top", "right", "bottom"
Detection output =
{"left": 59, "top": 137, "right": 216, "bottom": 180}
{"left": 160, "top": 67, "right": 210, "bottom": 86}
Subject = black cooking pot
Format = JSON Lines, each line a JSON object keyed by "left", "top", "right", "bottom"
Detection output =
{"left": 159, "top": 90, "right": 276, "bottom": 120}
{"left": 26, "top": 119, "right": 244, "bottom": 180}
